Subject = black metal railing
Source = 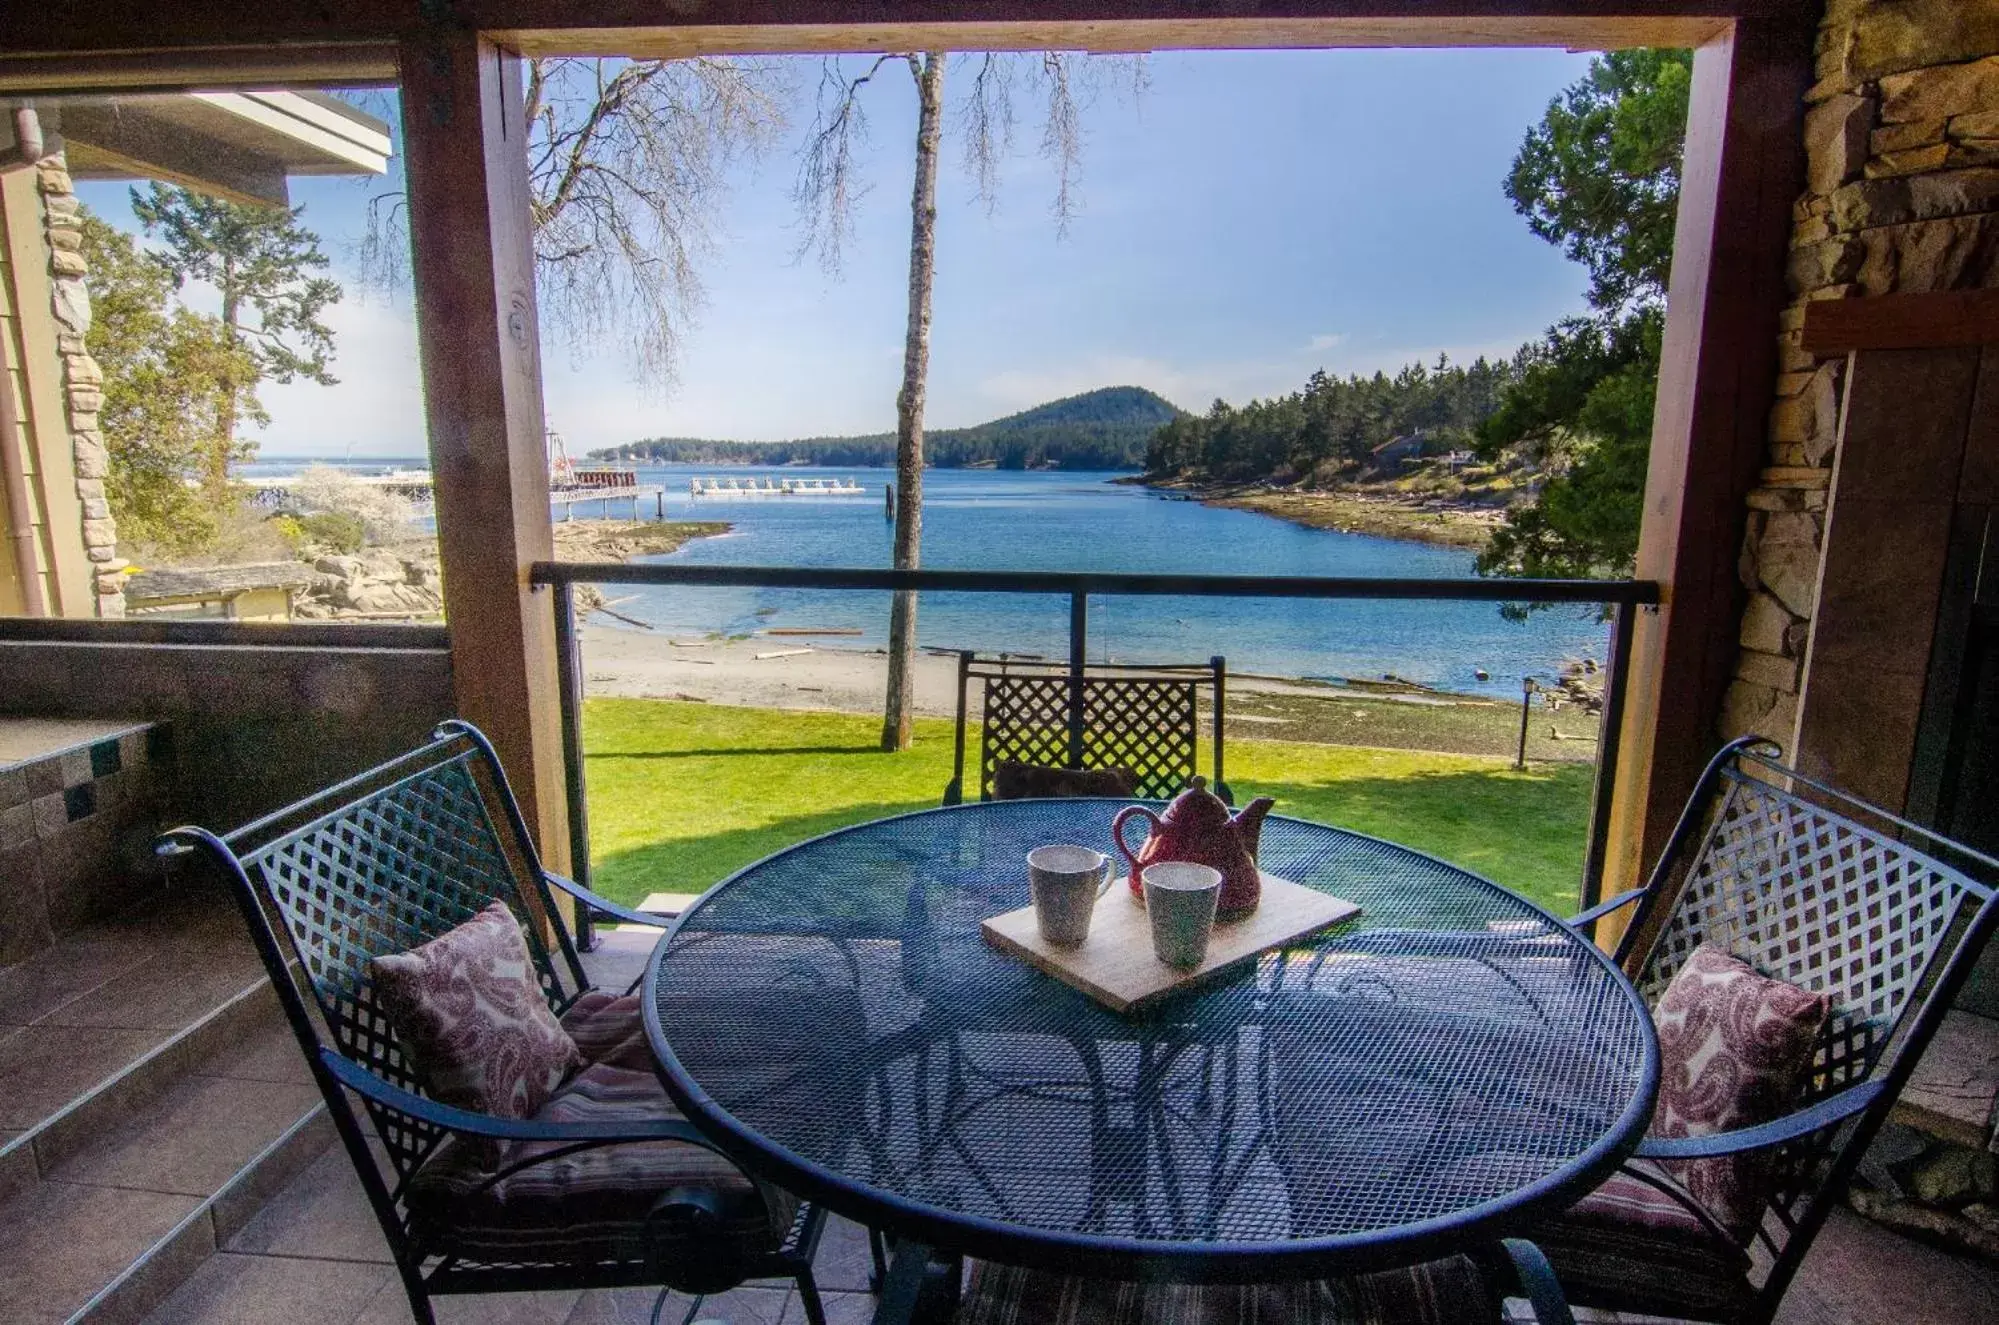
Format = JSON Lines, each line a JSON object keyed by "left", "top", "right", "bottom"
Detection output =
{"left": 531, "top": 561, "right": 1660, "bottom": 945}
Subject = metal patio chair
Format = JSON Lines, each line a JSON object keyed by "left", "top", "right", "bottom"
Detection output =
{"left": 161, "top": 721, "right": 835, "bottom": 1325}
{"left": 943, "top": 651, "right": 1232, "bottom": 805}
{"left": 1524, "top": 736, "right": 1999, "bottom": 1324}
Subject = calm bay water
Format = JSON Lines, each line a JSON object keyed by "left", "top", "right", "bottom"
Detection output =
{"left": 240, "top": 460, "right": 1608, "bottom": 694}
{"left": 600, "top": 466, "right": 1607, "bottom": 697}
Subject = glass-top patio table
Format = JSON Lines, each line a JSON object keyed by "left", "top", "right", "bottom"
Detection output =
{"left": 642, "top": 800, "right": 1659, "bottom": 1316}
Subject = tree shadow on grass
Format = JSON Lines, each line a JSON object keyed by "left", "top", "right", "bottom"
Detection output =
{"left": 592, "top": 799, "right": 945, "bottom": 906}
{"left": 592, "top": 745, "right": 887, "bottom": 760}
{"left": 1235, "top": 763, "right": 1597, "bottom": 912}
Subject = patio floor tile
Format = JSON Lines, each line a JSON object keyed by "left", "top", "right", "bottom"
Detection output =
{"left": 0, "top": 1180, "right": 201, "bottom": 1323}
{"left": 142, "top": 1251, "right": 394, "bottom": 1325}
{"left": 0, "top": 925, "right": 156, "bottom": 1027}
{"left": 198, "top": 1014, "right": 317, "bottom": 1085}
{"left": 0, "top": 1023, "right": 166, "bottom": 1128}
{"left": 49, "top": 1073, "right": 324, "bottom": 1197}
{"left": 565, "top": 1284, "right": 794, "bottom": 1325}
{"left": 225, "top": 1146, "right": 394, "bottom": 1265}
{"left": 356, "top": 1280, "right": 585, "bottom": 1323}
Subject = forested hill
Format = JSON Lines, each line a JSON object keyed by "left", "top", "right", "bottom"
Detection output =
{"left": 595, "top": 386, "right": 1182, "bottom": 470}
{"left": 1143, "top": 356, "right": 1520, "bottom": 485}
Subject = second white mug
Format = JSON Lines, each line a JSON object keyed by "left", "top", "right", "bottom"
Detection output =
{"left": 1142, "top": 860, "right": 1223, "bottom": 967}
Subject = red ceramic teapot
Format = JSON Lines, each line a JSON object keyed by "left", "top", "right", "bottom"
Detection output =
{"left": 1112, "top": 778, "right": 1275, "bottom": 918}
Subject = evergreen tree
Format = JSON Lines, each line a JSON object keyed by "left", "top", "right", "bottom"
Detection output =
{"left": 80, "top": 211, "right": 260, "bottom": 554}
{"left": 130, "top": 183, "right": 339, "bottom": 489}
{"left": 1476, "top": 49, "right": 1691, "bottom": 585}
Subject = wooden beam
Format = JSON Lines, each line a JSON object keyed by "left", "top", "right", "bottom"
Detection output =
{"left": 398, "top": 26, "right": 570, "bottom": 871}
{"left": 1596, "top": 12, "right": 1812, "bottom": 954}
{"left": 1802, "top": 289, "right": 1999, "bottom": 357}
{"left": 0, "top": 45, "right": 397, "bottom": 95}
{"left": 0, "top": 2, "right": 1822, "bottom": 63}
{"left": 502, "top": 18, "right": 1730, "bottom": 59}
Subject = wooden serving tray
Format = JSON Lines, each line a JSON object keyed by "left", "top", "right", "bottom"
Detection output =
{"left": 980, "top": 873, "right": 1360, "bottom": 1013}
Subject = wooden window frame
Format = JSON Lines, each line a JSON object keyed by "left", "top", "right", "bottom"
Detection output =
{"left": 0, "top": 3, "right": 1816, "bottom": 898}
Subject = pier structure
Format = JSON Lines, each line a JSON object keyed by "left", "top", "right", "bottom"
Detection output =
{"left": 249, "top": 467, "right": 665, "bottom": 520}
{"left": 689, "top": 476, "right": 865, "bottom": 497}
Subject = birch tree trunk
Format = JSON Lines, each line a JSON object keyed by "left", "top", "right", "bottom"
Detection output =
{"left": 881, "top": 52, "right": 944, "bottom": 753}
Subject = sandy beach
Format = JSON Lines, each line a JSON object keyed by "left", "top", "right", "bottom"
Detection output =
{"left": 576, "top": 622, "right": 1604, "bottom": 764}
{"left": 582, "top": 625, "right": 1489, "bottom": 717}
{"left": 581, "top": 626, "right": 971, "bottom": 715}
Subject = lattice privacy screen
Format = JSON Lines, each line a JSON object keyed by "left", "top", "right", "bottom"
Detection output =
{"left": 980, "top": 674, "right": 1199, "bottom": 800}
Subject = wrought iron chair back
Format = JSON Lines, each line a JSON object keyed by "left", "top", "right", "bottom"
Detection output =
{"left": 210, "top": 729, "right": 585, "bottom": 1181}
{"left": 1593, "top": 736, "right": 1999, "bottom": 1322}
{"left": 944, "top": 651, "right": 1230, "bottom": 804}
{"left": 160, "top": 721, "right": 832, "bottom": 1323}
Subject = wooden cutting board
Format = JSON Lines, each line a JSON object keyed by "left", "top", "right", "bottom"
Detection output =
{"left": 980, "top": 873, "right": 1360, "bottom": 1014}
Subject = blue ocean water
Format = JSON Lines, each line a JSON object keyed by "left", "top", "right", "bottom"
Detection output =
{"left": 588, "top": 466, "right": 1608, "bottom": 697}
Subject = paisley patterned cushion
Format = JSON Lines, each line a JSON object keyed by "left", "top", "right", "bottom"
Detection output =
{"left": 1651, "top": 943, "right": 1829, "bottom": 1241}
{"left": 371, "top": 901, "right": 582, "bottom": 1134}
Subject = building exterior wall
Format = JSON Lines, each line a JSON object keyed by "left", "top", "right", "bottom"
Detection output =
{"left": 1723, "top": 1, "right": 1999, "bottom": 753}
{"left": 0, "top": 151, "right": 119, "bottom": 619}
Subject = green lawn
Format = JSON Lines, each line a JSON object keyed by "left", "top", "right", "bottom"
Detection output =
{"left": 584, "top": 698, "right": 1594, "bottom": 915}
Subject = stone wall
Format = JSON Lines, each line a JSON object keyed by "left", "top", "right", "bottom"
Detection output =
{"left": 31, "top": 153, "right": 123, "bottom": 617}
{"left": 1722, "top": 0, "right": 1999, "bottom": 747}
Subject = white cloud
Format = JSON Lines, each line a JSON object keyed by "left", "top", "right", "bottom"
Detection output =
{"left": 1305, "top": 332, "right": 1347, "bottom": 352}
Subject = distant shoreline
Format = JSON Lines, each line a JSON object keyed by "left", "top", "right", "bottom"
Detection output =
{"left": 1131, "top": 477, "right": 1501, "bottom": 552}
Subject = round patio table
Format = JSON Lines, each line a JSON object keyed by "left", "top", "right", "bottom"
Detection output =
{"left": 642, "top": 800, "right": 1658, "bottom": 1292}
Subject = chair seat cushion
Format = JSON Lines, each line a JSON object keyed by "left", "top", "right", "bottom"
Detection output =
{"left": 1530, "top": 1162, "right": 1755, "bottom": 1322}
{"left": 404, "top": 1062, "right": 795, "bottom": 1270}
{"left": 956, "top": 1255, "right": 1500, "bottom": 1324}
{"left": 993, "top": 760, "right": 1140, "bottom": 800}
{"left": 560, "top": 990, "right": 654, "bottom": 1072}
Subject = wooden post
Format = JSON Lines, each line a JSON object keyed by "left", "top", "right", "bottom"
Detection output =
{"left": 399, "top": 26, "right": 570, "bottom": 871}
{"left": 1594, "top": 15, "right": 1810, "bottom": 954}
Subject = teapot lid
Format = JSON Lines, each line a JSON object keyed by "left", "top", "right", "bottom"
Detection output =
{"left": 1162, "top": 775, "right": 1230, "bottom": 824}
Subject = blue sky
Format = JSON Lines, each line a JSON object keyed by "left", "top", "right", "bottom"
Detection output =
{"left": 79, "top": 47, "right": 1597, "bottom": 458}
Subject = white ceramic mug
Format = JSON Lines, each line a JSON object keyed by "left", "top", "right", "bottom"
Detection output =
{"left": 1027, "top": 844, "right": 1113, "bottom": 944}
{"left": 1141, "top": 860, "right": 1223, "bottom": 967}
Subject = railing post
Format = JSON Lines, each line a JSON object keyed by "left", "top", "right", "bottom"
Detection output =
{"left": 1580, "top": 600, "right": 1639, "bottom": 925}
{"left": 944, "top": 649, "right": 971, "bottom": 805}
{"left": 1211, "top": 654, "right": 1229, "bottom": 801}
{"left": 552, "top": 582, "right": 594, "bottom": 950}
{"left": 1516, "top": 677, "right": 1535, "bottom": 771}
{"left": 1068, "top": 591, "right": 1087, "bottom": 770}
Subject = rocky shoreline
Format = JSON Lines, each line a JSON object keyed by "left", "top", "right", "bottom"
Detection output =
{"left": 1136, "top": 478, "right": 1503, "bottom": 551}
{"left": 293, "top": 519, "right": 729, "bottom": 622}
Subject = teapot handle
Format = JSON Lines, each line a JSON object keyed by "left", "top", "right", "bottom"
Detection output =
{"left": 1110, "top": 805, "right": 1160, "bottom": 884}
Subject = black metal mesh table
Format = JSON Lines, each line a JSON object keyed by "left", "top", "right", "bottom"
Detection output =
{"left": 643, "top": 801, "right": 1658, "bottom": 1284}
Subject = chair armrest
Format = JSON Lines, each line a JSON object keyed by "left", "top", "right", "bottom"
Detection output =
{"left": 1499, "top": 1238, "right": 1575, "bottom": 1325}
{"left": 545, "top": 870, "right": 677, "bottom": 929}
{"left": 1566, "top": 886, "right": 1649, "bottom": 929}
{"left": 1635, "top": 1080, "right": 1888, "bottom": 1160}
{"left": 317, "top": 1049, "right": 721, "bottom": 1149}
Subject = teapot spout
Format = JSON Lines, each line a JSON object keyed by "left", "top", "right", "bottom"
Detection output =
{"left": 1232, "top": 796, "right": 1276, "bottom": 858}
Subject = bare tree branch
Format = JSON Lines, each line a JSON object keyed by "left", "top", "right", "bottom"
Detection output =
{"left": 359, "top": 57, "right": 788, "bottom": 387}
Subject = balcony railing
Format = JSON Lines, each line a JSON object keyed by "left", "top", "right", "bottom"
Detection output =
{"left": 531, "top": 562, "right": 1661, "bottom": 945}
